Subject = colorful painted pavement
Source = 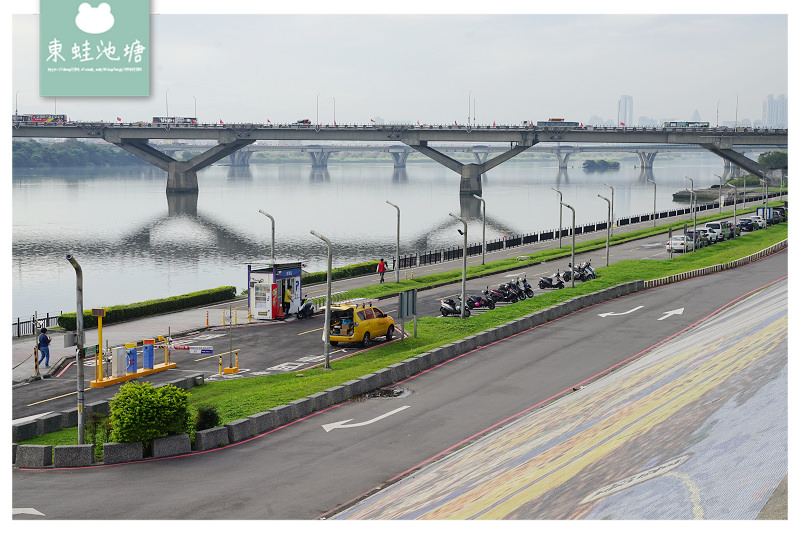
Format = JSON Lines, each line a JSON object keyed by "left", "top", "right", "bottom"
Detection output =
{"left": 335, "top": 281, "right": 788, "bottom": 519}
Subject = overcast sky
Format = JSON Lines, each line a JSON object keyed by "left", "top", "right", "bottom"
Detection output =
{"left": 8, "top": 2, "right": 792, "bottom": 127}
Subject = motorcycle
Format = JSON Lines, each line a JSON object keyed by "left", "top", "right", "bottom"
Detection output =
{"left": 519, "top": 277, "right": 535, "bottom": 298}
{"left": 563, "top": 262, "right": 585, "bottom": 282}
{"left": 493, "top": 283, "right": 519, "bottom": 303}
{"left": 539, "top": 270, "right": 565, "bottom": 289}
{"left": 296, "top": 296, "right": 315, "bottom": 319}
{"left": 506, "top": 279, "right": 527, "bottom": 301}
{"left": 441, "top": 296, "right": 471, "bottom": 317}
{"left": 581, "top": 259, "right": 598, "bottom": 280}
{"left": 466, "top": 290, "right": 496, "bottom": 310}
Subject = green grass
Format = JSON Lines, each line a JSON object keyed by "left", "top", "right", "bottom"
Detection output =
{"left": 18, "top": 215, "right": 787, "bottom": 449}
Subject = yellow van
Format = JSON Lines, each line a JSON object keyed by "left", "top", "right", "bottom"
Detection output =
{"left": 325, "top": 303, "right": 395, "bottom": 347}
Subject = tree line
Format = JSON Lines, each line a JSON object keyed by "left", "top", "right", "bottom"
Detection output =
{"left": 12, "top": 139, "right": 146, "bottom": 168}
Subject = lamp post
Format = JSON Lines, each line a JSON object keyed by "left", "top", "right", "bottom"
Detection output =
{"left": 165, "top": 89, "right": 169, "bottom": 116}
{"left": 332, "top": 97, "right": 336, "bottom": 125}
{"left": 759, "top": 175, "right": 768, "bottom": 213}
{"left": 258, "top": 210, "right": 275, "bottom": 263}
{"left": 473, "top": 194, "right": 486, "bottom": 264}
{"left": 193, "top": 96, "right": 197, "bottom": 120}
{"left": 685, "top": 176, "right": 696, "bottom": 251}
{"left": 66, "top": 254, "right": 86, "bottom": 444}
{"left": 386, "top": 201, "right": 400, "bottom": 283}
{"left": 316, "top": 93, "right": 320, "bottom": 125}
{"left": 448, "top": 213, "right": 468, "bottom": 319}
{"left": 551, "top": 188, "right": 563, "bottom": 247}
{"left": 598, "top": 194, "right": 611, "bottom": 266}
{"left": 310, "top": 230, "right": 332, "bottom": 369}
{"left": 560, "top": 202, "right": 576, "bottom": 288}
{"left": 647, "top": 178, "right": 657, "bottom": 227}
{"left": 725, "top": 183, "right": 738, "bottom": 234}
{"left": 15, "top": 90, "right": 21, "bottom": 116}
{"left": 716, "top": 174, "right": 723, "bottom": 213}
{"left": 603, "top": 183, "right": 615, "bottom": 236}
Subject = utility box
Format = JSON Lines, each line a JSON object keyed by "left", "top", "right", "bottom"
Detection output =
{"left": 113, "top": 347, "right": 126, "bottom": 377}
{"left": 125, "top": 343, "right": 137, "bottom": 374}
{"left": 247, "top": 262, "right": 302, "bottom": 320}
{"left": 142, "top": 344, "right": 154, "bottom": 369}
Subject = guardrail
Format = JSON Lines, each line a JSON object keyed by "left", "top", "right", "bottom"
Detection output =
{"left": 12, "top": 312, "right": 62, "bottom": 338}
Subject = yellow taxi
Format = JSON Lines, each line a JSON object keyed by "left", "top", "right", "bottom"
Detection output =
{"left": 325, "top": 302, "right": 395, "bottom": 347}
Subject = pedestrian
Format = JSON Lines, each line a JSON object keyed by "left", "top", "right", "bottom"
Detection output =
{"left": 377, "top": 258, "right": 387, "bottom": 283}
{"left": 37, "top": 327, "right": 52, "bottom": 368}
{"left": 283, "top": 286, "right": 291, "bottom": 316}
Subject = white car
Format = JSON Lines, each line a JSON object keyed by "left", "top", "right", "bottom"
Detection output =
{"left": 750, "top": 215, "right": 767, "bottom": 229}
{"left": 666, "top": 235, "right": 694, "bottom": 253}
{"left": 698, "top": 228, "right": 716, "bottom": 244}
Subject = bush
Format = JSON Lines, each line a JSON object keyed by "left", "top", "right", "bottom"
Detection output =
{"left": 302, "top": 261, "right": 379, "bottom": 285}
{"left": 109, "top": 382, "right": 191, "bottom": 452}
{"left": 194, "top": 405, "right": 221, "bottom": 431}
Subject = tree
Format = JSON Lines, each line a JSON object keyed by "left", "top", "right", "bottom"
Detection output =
{"left": 758, "top": 151, "right": 787, "bottom": 170}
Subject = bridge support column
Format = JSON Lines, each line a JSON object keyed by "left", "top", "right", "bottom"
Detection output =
{"left": 308, "top": 151, "right": 330, "bottom": 169}
{"left": 228, "top": 150, "right": 253, "bottom": 167}
{"left": 555, "top": 152, "right": 571, "bottom": 170}
{"left": 106, "top": 137, "right": 256, "bottom": 192}
{"left": 699, "top": 144, "right": 769, "bottom": 181}
{"left": 637, "top": 152, "right": 657, "bottom": 169}
{"left": 472, "top": 149, "right": 489, "bottom": 165}
{"left": 390, "top": 150, "right": 410, "bottom": 168}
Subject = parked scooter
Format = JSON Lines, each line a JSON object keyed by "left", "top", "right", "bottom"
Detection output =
{"left": 581, "top": 259, "right": 598, "bottom": 280}
{"left": 296, "top": 296, "right": 315, "bottom": 319}
{"left": 441, "top": 296, "right": 471, "bottom": 317}
{"left": 520, "top": 276, "right": 535, "bottom": 298}
{"left": 509, "top": 278, "right": 528, "bottom": 300}
{"left": 466, "top": 290, "right": 496, "bottom": 310}
{"left": 488, "top": 284, "right": 517, "bottom": 303}
{"left": 539, "top": 270, "right": 565, "bottom": 289}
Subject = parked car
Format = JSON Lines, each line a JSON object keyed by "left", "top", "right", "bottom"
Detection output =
{"left": 705, "top": 221, "right": 733, "bottom": 241}
{"left": 737, "top": 218, "right": 757, "bottom": 232}
{"left": 686, "top": 230, "right": 709, "bottom": 248}
{"left": 325, "top": 302, "right": 395, "bottom": 347}
{"left": 666, "top": 235, "right": 694, "bottom": 253}
{"left": 750, "top": 215, "right": 767, "bottom": 229}
{"left": 697, "top": 228, "right": 715, "bottom": 244}
{"left": 772, "top": 206, "right": 787, "bottom": 222}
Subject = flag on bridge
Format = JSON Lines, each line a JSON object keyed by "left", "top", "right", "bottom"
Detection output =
{"left": 116, "top": 117, "right": 121, "bottom": 121}
{"left": 220, "top": 119, "right": 224, "bottom": 124}
{"left": 370, "top": 118, "right": 375, "bottom": 123}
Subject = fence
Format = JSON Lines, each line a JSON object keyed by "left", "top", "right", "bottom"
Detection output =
{"left": 12, "top": 312, "right": 62, "bottom": 338}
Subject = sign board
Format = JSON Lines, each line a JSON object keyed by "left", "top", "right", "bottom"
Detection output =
{"left": 83, "top": 344, "right": 99, "bottom": 357}
{"left": 92, "top": 308, "right": 106, "bottom": 317}
{"left": 171, "top": 345, "right": 213, "bottom": 354}
{"left": 398, "top": 289, "right": 418, "bottom": 318}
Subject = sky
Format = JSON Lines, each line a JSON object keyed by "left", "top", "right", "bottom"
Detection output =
{"left": 6, "top": 1, "right": 793, "bottom": 127}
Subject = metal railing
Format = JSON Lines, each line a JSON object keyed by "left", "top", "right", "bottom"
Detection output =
{"left": 12, "top": 312, "right": 62, "bottom": 338}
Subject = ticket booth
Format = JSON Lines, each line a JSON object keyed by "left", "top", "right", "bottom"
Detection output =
{"left": 248, "top": 262, "right": 302, "bottom": 320}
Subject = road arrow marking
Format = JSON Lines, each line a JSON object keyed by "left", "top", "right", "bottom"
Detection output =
{"left": 598, "top": 305, "right": 644, "bottom": 318}
{"left": 13, "top": 508, "right": 45, "bottom": 516}
{"left": 322, "top": 405, "right": 410, "bottom": 432}
{"left": 658, "top": 308, "right": 685, "bottom": 320}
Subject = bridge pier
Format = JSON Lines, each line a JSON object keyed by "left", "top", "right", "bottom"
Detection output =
{"left": 637, "top": 152, "right": 657, "bottom": 169}
{"left": 389, "top": 149, "right": 410, "bottom": 168}
{"left": 228, "top": 150, "right": 253, "bottom": 167}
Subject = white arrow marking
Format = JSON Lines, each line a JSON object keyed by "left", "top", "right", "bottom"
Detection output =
{"left": 598, "top": 305, "right": 644, "bottom": 318}
{"left": 658, "top": 308, "right": 685, "bottom": 320}
{"left": 322, "top": 405, "right": 410, "bottom": 432}
{"left": 13, "top": 508, "right": 45, "bottom": 516}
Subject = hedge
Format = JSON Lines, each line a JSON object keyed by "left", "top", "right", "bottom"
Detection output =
{"left": 57, "top": 286, "right": 237, "bottom": 331}
{"left": 302, "top": 261, "right": 379, "bottom": 285}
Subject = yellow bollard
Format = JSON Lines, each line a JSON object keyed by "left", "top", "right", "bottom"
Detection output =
{"left": 206, "top": 310, "right": 209, "bottom": 327}
{"left": 235, "top": 309, "right": 238, "bottom": 325}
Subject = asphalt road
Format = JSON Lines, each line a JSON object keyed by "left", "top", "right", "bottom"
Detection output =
{"left": 11, "top": 226, "right": 711, "bottom": 420}
{"left": 12, "top": 247, "right": 787, "bottom": 519}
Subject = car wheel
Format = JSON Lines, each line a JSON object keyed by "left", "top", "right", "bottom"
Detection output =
{"left": 362, "top": 332, "right": 371, "bottom": 347}
{"left": 385, "top": 325, "right": 394, "bottom": 341}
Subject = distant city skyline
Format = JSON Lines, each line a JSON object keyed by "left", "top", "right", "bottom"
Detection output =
{"left": 8, "top": 7, "right": 789, "bottom": 127}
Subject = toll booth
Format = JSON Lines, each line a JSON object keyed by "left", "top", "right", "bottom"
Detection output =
{"left": 248, "top": 262, "right": 302, "bottom": 320}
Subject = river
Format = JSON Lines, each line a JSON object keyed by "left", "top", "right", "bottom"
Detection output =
{"left": 12, "top": 152, "right": 730, "bottom": 319}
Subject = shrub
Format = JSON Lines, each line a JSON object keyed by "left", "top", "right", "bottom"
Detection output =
{"left": 194, "top": 405, "right": 221, "bottom": 431}
{"left": 109, "top": 382, "right": 191, "bottom": 452}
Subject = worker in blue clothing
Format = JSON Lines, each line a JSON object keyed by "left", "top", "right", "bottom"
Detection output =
{"left": 37, "top": 327, "right": 52, "bottom": 367}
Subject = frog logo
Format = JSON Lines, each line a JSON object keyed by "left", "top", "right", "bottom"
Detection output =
{"left": 75, "top": 2, "right": 115, "bottom": 34}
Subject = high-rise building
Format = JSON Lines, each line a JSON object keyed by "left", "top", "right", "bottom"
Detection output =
{"left": 762, "top": 94, "right": 787, "bottom": 128}
{"left": 618, "top": 95, "right": 633, "bottom": 126}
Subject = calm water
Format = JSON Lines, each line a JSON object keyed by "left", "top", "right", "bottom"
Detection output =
{"left": 12, "top": 153, "right": 727, "bottom": 318}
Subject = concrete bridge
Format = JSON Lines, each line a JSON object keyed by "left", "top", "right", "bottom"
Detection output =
{"left": 12, "top": 121, "right": 787, "bottom": 194}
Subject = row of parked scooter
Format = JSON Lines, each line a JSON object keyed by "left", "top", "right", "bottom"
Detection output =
{"left": 440, "top": 276, "right": 536, "bottom": 317}
{"left": 538, "top": 258, "right": 599, "bottom": 289}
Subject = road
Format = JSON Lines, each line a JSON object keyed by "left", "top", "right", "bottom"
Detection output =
{"left": 12, "top": 246, "right": 787, "bottom": 519}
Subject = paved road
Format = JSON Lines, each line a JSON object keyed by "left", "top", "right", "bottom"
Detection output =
{"left": 12, "top": 248, "right": 787, "bottom": 519}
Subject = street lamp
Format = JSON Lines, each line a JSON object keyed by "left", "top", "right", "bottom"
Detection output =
{"left": 15, "top": 90, "right": 21, "bottom": 116}
{"left": 316, "top": 93, "right": 320, "bottom": 125}
{"left": 332, "top": 97, "right": 336, "bottom": 125}
{"left": 551, "top": 188, "right": 563, "bottom": 247}
{"left": 309, "top": 230, "right": 332, "bottom": 369}
{"left": 165, "top": 89, "right": 169, "bottom": 116}
{"left": 193, "top": 96, "right": 197, "bottom": 120}
{"left": 647, "top": 178, "right": 657, "bottom": 227}
{"left": 386, "top": 201, "right": 400, "bottom": 283}
{"left": 560, "top": 202, "right": 576, "bottom": 288}
{"left": 598, "top": 194, "right": 611, "bottom": 266}
{"left": 473, "top": 194, "right": 486, "bottom": 264}
{"left": 258, "top": 209, "right": 275, "bottom": 263}
{"left": 716, "top": 173, "right": 723, "bottom": 213}
{"left": 685, "top": 176, "right": 696, "bottom": 251}
{"left": 724, "top": 183, "right": 738, "bottom": 234}
{"left": 66, "top": 254, "right": 86, "bottom": 444}
{"left": 603, "top": 183, "right": 615, "bottom": 236}
{"left": 448, "top": 212, "right": 468, "bottom": 319}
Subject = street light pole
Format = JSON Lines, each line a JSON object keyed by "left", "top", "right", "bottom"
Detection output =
{"left": 473, "top": 194, "right": 486, "bottom": 265}
{"left": 725, "top": 183, "right": 738, "bottom": 234}
{"left": 66, "top": 254, "right": 86, "bottom": 444}
{"left": 686, "top": 176, "right": 696, "bottom": 251}
{"left": 165, "top": 89, "right": 169, "bottom": 116}
{"left": 560, "top": 203, "right": 576, "bottom": 288}
{"left": 386, "top": 201, "right": 401, "bottom": 284}
{"left": 598, "top": 195, "right": 611, "bottom": 267}
{"left": 448, "top": 213, "right": 468, "bottom": 319}
{"left": 551, "top": 188, "right": 562, "bottom": 247}
{"left": 647, "top": 178, "right": 657, "bottom": 227}
{"left": 310, "top": 230, "right": 332, "bottom": 369}
{"left": 258, "top": 210, "right": 275, "bottom": 263}
{"left": 603, "top": 183, "right": 615, "bottom": 236}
